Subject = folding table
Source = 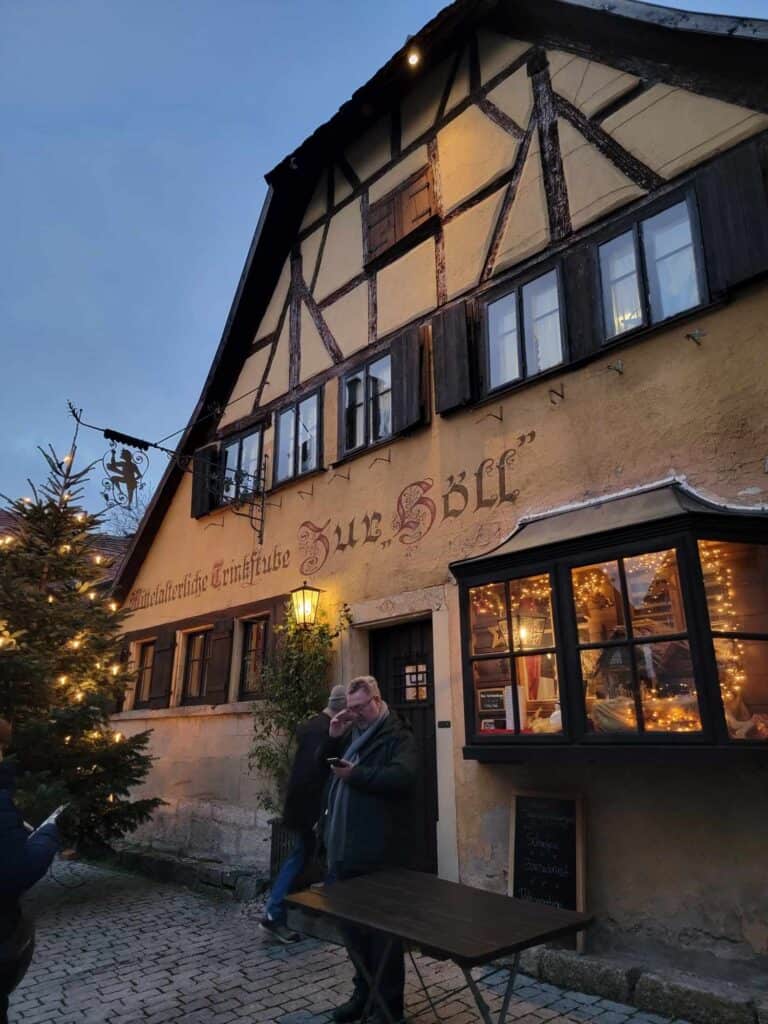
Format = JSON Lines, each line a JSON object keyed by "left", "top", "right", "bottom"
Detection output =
{"left": 287, "top": 867, "right": 592, "bottom": 1024}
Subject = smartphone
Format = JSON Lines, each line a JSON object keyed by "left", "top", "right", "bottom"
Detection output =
{"left": 326, "top": 757, "right": 343, "bottom": 767}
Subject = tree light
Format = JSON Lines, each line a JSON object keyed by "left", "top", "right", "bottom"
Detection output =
{"left": 109, "top": 601, "right": 119, "bottom": 613}
{"left": 88, "top": 592, "right": 97, "bottom": 601}
{"left": 113, "top": 732, "right": 123, "bottom": 743}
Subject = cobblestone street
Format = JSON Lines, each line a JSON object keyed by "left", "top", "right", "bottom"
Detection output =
{"left": 10, "top": 863, "right": 690, "bottom": 1024}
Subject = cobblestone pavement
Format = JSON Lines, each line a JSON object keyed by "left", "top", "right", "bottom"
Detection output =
{"left": 10, "top": 863, "right": 691, "bottom": 1024}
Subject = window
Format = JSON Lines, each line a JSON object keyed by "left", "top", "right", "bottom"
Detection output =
{"left": 218, "top": 428, "right": 263, "bottom": 505}
{"left": 367, "top": 166, "right": 436, "bottom": 264}
{"left": 133, "top": 640, "right": 156, "bottom": 707}
{"left": 455, "top": 487, "right": 768, "bottom": 754}
{"left": 240, "top": 618, "right": 268, "bottom": 699}
{"left": 484, "top": 269, "right": 564, "bottom": 391}
{"left": 599, "top": 198, "right": 703, "bottom": 340}
{"left": 342, "top": 354, "right": 392, "bottom": 453}
{"left": 273, "top": 392, "right": 321, "bottom": 485}
{"left": 182, "top": 629, "right": 212, "bottom": 703}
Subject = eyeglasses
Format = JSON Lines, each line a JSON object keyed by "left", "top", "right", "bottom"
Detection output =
{"left": 347, "top": 695, "right": 376, "bottom": 715}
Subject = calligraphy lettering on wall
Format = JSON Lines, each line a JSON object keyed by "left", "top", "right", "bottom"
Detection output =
{"left": 297, "top": 432, "right": 536, "bottom": 575}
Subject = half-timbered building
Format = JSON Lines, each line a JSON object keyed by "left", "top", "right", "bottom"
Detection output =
{"left": 114, "top": 0, "right": 768, "bottom": 977}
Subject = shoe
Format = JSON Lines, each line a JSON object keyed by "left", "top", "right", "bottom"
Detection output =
{"left": 259, "top": 916, "right": 300, "bottom": 944}
{"left": 331, "top": 995, "right": 367, "bottom": 1023}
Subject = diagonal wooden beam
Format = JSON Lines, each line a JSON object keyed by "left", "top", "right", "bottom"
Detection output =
{"left": 477, "top": 97, "right": 525, "bottom": 139}
{"left": 480, "top": 126, "right": 535, "bottom": 282}
{"left": 337, "top": 156, "right": 360, "bottom": 191}
{"left": 554, "top": 92, "right": 663, "bottom": 191}
{"left": 299, "top": 280, "right": 344, "bottom": 364}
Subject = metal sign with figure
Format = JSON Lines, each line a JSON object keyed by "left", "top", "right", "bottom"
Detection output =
{"left": 101, "top": 444, "right": 148, "bottom": 509}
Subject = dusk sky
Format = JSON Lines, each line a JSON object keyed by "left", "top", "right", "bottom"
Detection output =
{"left": 2, "top": 0, "right": 766, "bottom": 518}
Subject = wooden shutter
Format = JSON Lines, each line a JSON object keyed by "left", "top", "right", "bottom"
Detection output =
{"left": 391, "top": 327, "right": 426, "bottom": 435}
{"left": 398, "top": 167, "right": 434, "bottom": 236}
{"left": 190, "top": 445, "right": 218, "bottom": 519}
{"left": 432, "top": 302, "right": 473, "bottom": 414}
{"left": 368, "top": 195, "right": 397, "bottom": 261}
{"left": 205, "top": 618, "right": 234, "bottom": 705}
{"left": 563, "top": 246, "right": 599, "bottom": 361}
{"left": 149, "top": 628, "right": 176, "bottom": 710}
{"left": 697, "top": 140, "right": 768, "bottom": 297}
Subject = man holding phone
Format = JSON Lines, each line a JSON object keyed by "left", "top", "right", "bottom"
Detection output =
{"left": 0, "top": 719, "right": 62, "bottom": 1024}
{"left": 321, "top": 675, "right": 417, "bottom": 1024}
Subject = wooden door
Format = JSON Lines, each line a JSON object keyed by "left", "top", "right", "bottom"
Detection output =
{"left": 369, "top": 619, "right": 438, "bottom": 873}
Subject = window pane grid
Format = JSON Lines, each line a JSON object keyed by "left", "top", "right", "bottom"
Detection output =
{"left": 240, "top": 619, "right": 267, "bottom": 697}
{"left": 184, "top": 631, "right": 211, "bottom": 700}
{"left": 136, "top": 642, "right": 155, "bottom": 704}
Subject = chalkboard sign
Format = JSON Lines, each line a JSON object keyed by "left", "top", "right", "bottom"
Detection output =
{"left": 508, "top": 792, "right": 585, "bottom": 915}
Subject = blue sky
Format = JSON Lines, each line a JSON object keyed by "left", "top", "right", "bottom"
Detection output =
{"left": 1, "top": 0, "right": 766, "bottom": 516}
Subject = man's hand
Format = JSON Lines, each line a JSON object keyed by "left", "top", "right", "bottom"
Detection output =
{"left": 329, "top": 708, "right": 355, "bottom": 739}
{"left": 330, "top": 759, "right": 354, "bottom": 781}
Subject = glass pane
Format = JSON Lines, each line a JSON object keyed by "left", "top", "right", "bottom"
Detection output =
{"left": 275, "top": 407, "right": 295, "bottom": 482}
{"left": 636, "top": 641, "right": 701, "bottom": 733}
{"left": 508, "top": 574, "right": 554, "bottom": 650}
{"left": 642, "top": 201, "right": 700, "bottom": 322}
{"left": 137, "top": 642, "right": 155, "bottom": 702}
{"left": 297, "top": 395, "right": 319, "bottom": 474}
{"left": 473, "top": 659, "right": 515, "bottom": 733}
{"left": 368, "top": 356, "right": 392, "bottom": 442}
{"left": 186, "top": 634, "right": 205, "bottom": 698}
{"left": 404, "top": 663, "right": 428, "bottom": 702}
{"left": 242, "top": 621, "right": 266, "bottom": 694}
{"left": 220, "top": 441, "right": 239, "bottom": 502}
{"left": 468, "top": 583, "right": 508, "bottom": 655}
{"left": 239, "top": 431, "right": 262, "bottom": 496}
{"left": 523, "top": 270, "right": 563, "bottom": 374}
{"left": 714, "top": 639, "right": 768, "bottom": 741}
{"left": 487, "top": 292, "right": 520, "bottom": 389}
{"left": 581, "top": 646, "right": 639, "bottom": 733}
{"left": 344, "top": 372, "right": 365, "bottom": 450}
{"left": 624, "top": 548, "right": 686, "bottom": 635}
{"left": 599, "top": 231, "right": 643, "bottom": 338}
{"left": 572, "top": 561, "right": 624, "bottom": 644}
{"left": 517, "top": 653, "right": 562, "bottom": 734}
{"left": 699, "top": 540, "right": 768, "bottom": 635}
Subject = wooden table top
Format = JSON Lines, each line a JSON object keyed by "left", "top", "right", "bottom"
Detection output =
{"left": 287, "top": 868, "right": 592, "bottom": 966}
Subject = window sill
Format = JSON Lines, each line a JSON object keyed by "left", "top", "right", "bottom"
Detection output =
{"left": 463, "top": 742, "right": 768, "bottom": 764}
{"left": 266, "top": 466, "right": 327, "bottom": 498}
{"left": 331, "top": 436, "right": 397, "bottom": 470}
{"left": 114, "top": 700, "right": 257, "bottom": 720}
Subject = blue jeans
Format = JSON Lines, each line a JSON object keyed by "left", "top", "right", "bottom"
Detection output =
{"left": 265, "top": 832, "right": 309, "bottom": 924}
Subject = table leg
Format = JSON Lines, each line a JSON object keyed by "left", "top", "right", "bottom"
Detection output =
{"left": 497, "top": 954, "right": 520, "bottom": 1024}
{"left": 346, "top": 935, "right": 396, "bottom": 1024}
{"left": 407, "top": 950, "right": 441, "bottom": 1020}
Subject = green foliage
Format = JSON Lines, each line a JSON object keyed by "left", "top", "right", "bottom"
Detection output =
{"left": 249, "top": 601, "right": 350, "bottom": 814}
{"left": 0, "top": 442, "right": 162, "bottom": 848}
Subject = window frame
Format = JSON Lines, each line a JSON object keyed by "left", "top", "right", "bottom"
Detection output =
{"left": 181, "top": 627, "right": 213, "bottom": 706}
{"left": 458, "top": 518, "right": 768, "bottom": 759}
{"left": 365, "top": 165, "right": 438, "bottom": 269}
{"left": 479, "top": 262, "right": 568, "bottom": 398}
{"left": 271, "top": 389, "right": 323, "bottom": 488}
{"left": 597, "top": 189, "right": 709, "bottom": 346}
{"left": 215, "top": 426, "right": 264, "bottom": 509}
{"left": 132, "top": 638, "right": 157, "bottom": 710}
{"left": 238, "top": 616, "right": 269, "bottom": 700}
{"left": 339, "top": 351, "right": 394, "bottom": 456}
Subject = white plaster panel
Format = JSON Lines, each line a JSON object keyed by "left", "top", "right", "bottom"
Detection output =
{"left": 443, "top": 188, "right": 505, "bottom": 299}
{"left": 487, "top": 65, "right": 534, "bottom": 130}
{"left": 559, "top": 117, "right": 645, "bottom": 232}
{"left": 313, "top": 199, "right": 364, "bottom": 302}
{"left": 437, "top": 105, "right": 519, "bottom": 212}
{"left": 494, "top": 133, "right": 549, "bottom": 271}
{"left": 401, "top": 58, "right": 450, "bottom": 150}
{"left": 446, "top": 47, "right": 470, "bottom": 113}
{"left": 345, "top": 116, "right": 391, "bottom": 184}
{"left": 300, "top": 171, "right": 327, "bottom": 230}
{"left": 299, "top": 302, "right": 334, "bottom": 384}
{"left": 547, "top": 49, "right": 639, "bottom": 118}
{"left": 218, "top": 347, "right": 270, "bottom": 427}
{"left": 254, "top": 257, "right": 290, "bottom": 341}
{"left": 477, "top": 29, "right": 530, "bottom": 85}
{"left": 377, "top": 238, "right": 437, "bottom": 337}
{"left": 259, "top": 316, "right": 290, "bottom": 407}
{"left": 602, "top": 85, "right": 768, "bottom": 179}
{"left": 322, "top": 282, "right": 369, "bottom": 358}
{"left": 301, "top": 226, "right": 324, "bottom": 290}
{"left": 369, "top": 146, "right": 429, "bottom": 204}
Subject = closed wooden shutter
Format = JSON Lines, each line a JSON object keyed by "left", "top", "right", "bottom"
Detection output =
{"left": 432, "top": 302, "right": 473, "bottom": 414}
{"left": 149, "top": 628, "right": 176, "bottom": 710}
{"left": 563, "top": 246, "right": 599, "bottom": 360}
{"left": 697, "top": 140, "right": 768, "bottom": 297}
{"left": 368, "top": 195, "right": 397, "bottom": 261}
{"left": 398, "top": 167, "right": 434, "bottom": 235}
{"left": 391, "top": 326, "right": 426, "bottom": 435}
{"left": 190, "top": 445, "right": 219, "bottom": 519}
{"left": 205, "top": 618, "right": 234, "bottom": 705}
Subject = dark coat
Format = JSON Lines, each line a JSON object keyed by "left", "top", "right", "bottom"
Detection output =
{"left": 0, "top": 763, "right": 60, "bottom": 943}
{"left": 281, "top": 711, "right": 332, "bottom": 833}
{"left": 320, "top": 711, "right": 417, "bottom": 875}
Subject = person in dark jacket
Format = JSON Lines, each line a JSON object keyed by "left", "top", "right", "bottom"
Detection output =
{"left": 0, "top": 719, "right": 61, "bottom": 1024}
{"left": 260, "top": 684, "right": 347, "bottom": 944}
{"left": 321, "top": 675, "right": 417, "bottom": 1024}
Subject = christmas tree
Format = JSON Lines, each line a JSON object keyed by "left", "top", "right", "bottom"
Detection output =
{"left": 0, "top": 438, "right": 161, "bottom": 849}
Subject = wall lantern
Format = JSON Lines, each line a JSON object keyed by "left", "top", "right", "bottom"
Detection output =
{"left": 291, "top": 581, "right": 322, "bottom": 628}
